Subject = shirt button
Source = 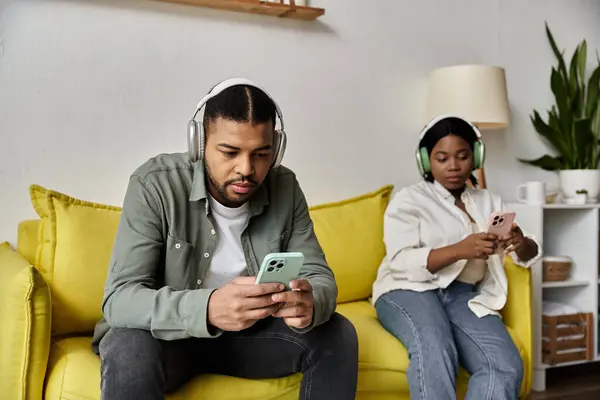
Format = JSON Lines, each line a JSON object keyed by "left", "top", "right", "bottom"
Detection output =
{"left": 197, "top": 279, "right": 202, "bottom": 285}
{"left": 204, "top": 252, "right": 210, "bottom": 258}
{"left": 211, "top": 229, "right": 216, "bottom": 235}
{"left": 175, "top": 243, "right": 181, "bottom": 250}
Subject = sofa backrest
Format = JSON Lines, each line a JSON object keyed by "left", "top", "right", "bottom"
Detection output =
{"left": 21, "top": 184, "right": 393, "bottom": 337}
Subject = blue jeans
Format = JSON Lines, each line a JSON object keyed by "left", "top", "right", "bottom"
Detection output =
{"left": 375, "top": 281, "right": 523, "bottom": 400}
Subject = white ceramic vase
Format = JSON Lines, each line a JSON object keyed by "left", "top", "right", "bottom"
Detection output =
{"left": 559, "top": 169, "right": 600, "bottom": 202}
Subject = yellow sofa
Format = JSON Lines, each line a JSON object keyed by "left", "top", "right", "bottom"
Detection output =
{"left": 0, "top": 183, "right": 532, "bottom": 400}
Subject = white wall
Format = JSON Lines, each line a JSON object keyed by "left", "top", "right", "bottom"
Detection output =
{"left": 1, "top": 0, "right": 600, "bottom": 245}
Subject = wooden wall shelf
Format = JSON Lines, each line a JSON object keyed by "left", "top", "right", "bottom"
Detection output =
{"left": 154, "top": 0, "right": 325, "bottom": 20}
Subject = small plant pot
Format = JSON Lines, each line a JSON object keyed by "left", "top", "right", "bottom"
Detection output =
{"left": 564, "top": 193, "right": 588, "bottom": 205}
{"left": 559, "top": 170, "right": 599, "bottom": 202}
{"left": 574, "top": 193, "right": 588, "bottom": 204}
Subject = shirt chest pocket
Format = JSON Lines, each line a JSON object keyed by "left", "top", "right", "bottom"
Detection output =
{"left": 164, "top": 234, "right": 195, "bottom": 290}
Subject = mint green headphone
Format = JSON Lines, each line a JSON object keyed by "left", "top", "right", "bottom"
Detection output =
{"left": 415, "top": 114, "right": 485, "bottom": 177}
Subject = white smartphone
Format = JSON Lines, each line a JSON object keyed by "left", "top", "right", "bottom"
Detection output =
{"left": 256, "top": 252, "right": 305, "bottom": 291}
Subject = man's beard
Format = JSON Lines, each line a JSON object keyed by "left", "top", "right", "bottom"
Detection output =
{"left": 205, "top": 163, "right": 259, "bottom": 208}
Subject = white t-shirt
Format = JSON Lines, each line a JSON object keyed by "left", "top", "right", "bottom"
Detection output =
{"left": 201, "top": 195, "right": 250, "bottom": 289}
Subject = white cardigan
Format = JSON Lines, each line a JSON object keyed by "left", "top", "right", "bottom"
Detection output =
{"left": 372, "top": 180, "right": 541, "bottom": 318}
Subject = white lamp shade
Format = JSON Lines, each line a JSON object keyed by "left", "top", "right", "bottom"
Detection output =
{"left": 425, "top": 65, "right": 510, "bottom": 130}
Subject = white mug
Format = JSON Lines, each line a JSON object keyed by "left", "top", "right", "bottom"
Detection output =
{"left": 516, "top": 181, "right": 546, "bottom": 205}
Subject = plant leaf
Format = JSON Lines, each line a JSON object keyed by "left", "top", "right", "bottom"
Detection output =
{"left": 591, "top": 102, "right": 600, "bottom": 168}
{"left": 527, "top": 23, "right": 600, "bottom": 171}
{"left": 530, "top": 110, "right": 573, "bottom": 164}
{"left": 573, "top": 117, "right": 593, "bottom": 168}
{"left": 579, "top": 40, "right": 588, "bottom": 82}
{"left": 551, "top": 67, "right": 572, "bottom": 130}
{"left": 546, "top": 22, "right": 569, "bottom": 83}
{"left": 586, "top": 64, "right": 600, "bottom": 117}
{"left": 592, "top": 103, "right": 600, "bottom": 168}
{"left": 593, "top": 101, "right": 600, "bottom": 138}
{"left": 569, "top": 46, "right": 580, "bottom": 96}
{"left": 518, "top": 154, "right": 564, "bottom": 171}
{"left": 586, "top": 63, "right": 600, "bottom": 168}
{"left": 549, "top": 106, "right": 562, "bottom": 132}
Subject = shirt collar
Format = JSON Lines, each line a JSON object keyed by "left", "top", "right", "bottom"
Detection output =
{"left": 189, "top": 160, "right": 270, "bottom": 215}
{"left": 432, "top": 179, "right": 454, "bottom": 200}
{"left": 431, "top": 179, "right": 474, "bottom": 202}
{"left": 189, "top": 161, "right": 207, "bottom": 201}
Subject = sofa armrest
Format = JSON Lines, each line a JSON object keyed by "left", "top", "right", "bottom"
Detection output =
{"left": 501, "top": 257, "right": 533, "bottom": 396}
{"left": 0, "top": 242, "right": 51, "bottom": 400}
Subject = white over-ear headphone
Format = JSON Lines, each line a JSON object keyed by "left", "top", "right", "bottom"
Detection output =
{"left": 187, "top": 78, "right": 287, "bottom": 168}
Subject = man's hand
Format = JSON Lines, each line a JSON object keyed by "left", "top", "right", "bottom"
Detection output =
{"left": 207, "top": 277, "right": 284, "bottom": 332}
{"left": 271, "top": 279, "right": 315, "bottom": 329}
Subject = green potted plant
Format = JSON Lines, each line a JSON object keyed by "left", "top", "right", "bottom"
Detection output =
{"left": 519, "top": 22, "right": 600, "bottom": 202}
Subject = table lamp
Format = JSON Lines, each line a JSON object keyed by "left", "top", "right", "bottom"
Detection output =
{"left": 424, "top": 64, "right": 510, "bottom": 188}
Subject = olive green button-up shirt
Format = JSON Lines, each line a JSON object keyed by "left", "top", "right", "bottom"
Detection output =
{"left": 91, "top": 153, "right": 337, "bottom": 350}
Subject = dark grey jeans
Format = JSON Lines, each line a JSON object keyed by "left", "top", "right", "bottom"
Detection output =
{"left": 98, "top": 313, "right": 358, "bottom": 400}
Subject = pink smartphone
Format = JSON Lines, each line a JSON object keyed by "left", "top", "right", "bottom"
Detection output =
{"left": 487, "top": 211, "right": 516, "bottom": 236}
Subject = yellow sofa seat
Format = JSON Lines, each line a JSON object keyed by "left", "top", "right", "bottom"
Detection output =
{"left": 0, "top": 183, "right": 533, "bottom": 399}
{"left": 41, "top": 300, "right": 529, "bottom": 400}
{"left": 45, "top": 337, "right": 303, "bottom": 400}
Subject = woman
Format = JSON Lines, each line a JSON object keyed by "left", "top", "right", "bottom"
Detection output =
{"left": 373, "top": 115, "right": 540, "bottom": 400}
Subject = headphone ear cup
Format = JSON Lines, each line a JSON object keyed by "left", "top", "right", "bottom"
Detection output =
{"left": 272, "top": 130, "right": 286, "bottom": 168}
{"left": 188, "top": 120, "right": 200, "bottom": 163}
{"left": 473, "top": 141, "right": 485, "bottom": 169}
{"left": 198, "top": 121, "right": 205, "bottom": 161}
{"left": 419, "top": 147, "right": 431, "bottom": 174}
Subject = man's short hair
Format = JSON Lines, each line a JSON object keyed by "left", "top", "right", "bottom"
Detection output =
{"left": 203, "top": 84, "right": 277, "bottom": 131}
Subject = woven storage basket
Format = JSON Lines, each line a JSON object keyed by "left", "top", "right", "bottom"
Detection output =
{"left": 543, "top": 256, "right": 572, "bottom": 282}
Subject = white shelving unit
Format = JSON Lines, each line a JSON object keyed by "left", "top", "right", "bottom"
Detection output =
{"left": 506, "top": 202, "right": 600, "bottom": 392}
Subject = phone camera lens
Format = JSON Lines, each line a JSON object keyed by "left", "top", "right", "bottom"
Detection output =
{"left": 269, "top": 260, "right": 277, "bottom": 266}
{"left": 499, "top": 217, "right": 504, "bottom": 224}
{"left": 277, "top": 263, "right": 284, "bottom": 269}
{"left": 494, "top": 215, "right": 500, "bottom": 221}
{"left": 267, "top": 267, "right": 274, "bottom": 272}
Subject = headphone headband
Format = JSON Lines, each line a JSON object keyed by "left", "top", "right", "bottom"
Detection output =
{"left": 192, "top": 77, "right": 285, "bottom": 131}
{"left": 188, "top": 78, "right": 288, "bottom": 167}
{"left": 418, "top": 114, "right": 482, "bottom": 142}
{"left": 415, "top": 114, "right": 485, "bottom": 177}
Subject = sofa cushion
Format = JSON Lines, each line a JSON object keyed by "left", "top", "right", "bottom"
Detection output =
{"left": 29, "top": 185, "right": 122, "bottom": 336}
{"left": 337, "top": 301, "right": 408, "bottom": 393}
{"left": 17, "top": 219, "right": 41, "bottom": 265}
{"left": 45, "top": 337, "right": 302, "bottom": 400}
{"left": 43, "top": 300, "right": 528, "bottom": 399}
{"left": 0, "top": 242, "right": 52, "bottom": 400}
{"left": 308, "top": 185, "right": 393, "bottom": 303}
{"left": 28, "top": 182, "right": 393, "bottom": 336}
{"left": 337, "top": 301, "right": 530, "bottom": 397}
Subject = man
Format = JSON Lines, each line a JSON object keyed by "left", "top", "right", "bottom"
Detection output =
{"left": 91, "top": 78, "right": 359, "bottom": 400}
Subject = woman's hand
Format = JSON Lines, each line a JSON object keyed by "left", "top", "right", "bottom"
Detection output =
{"left": 498, "top": 223, "right": 526, "bottom": 253}
{"left": 454, "top": 232, "right": 498, "bottom": 260}
{"left": 499, "top": 223, "right": 539, "bottom": 262}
